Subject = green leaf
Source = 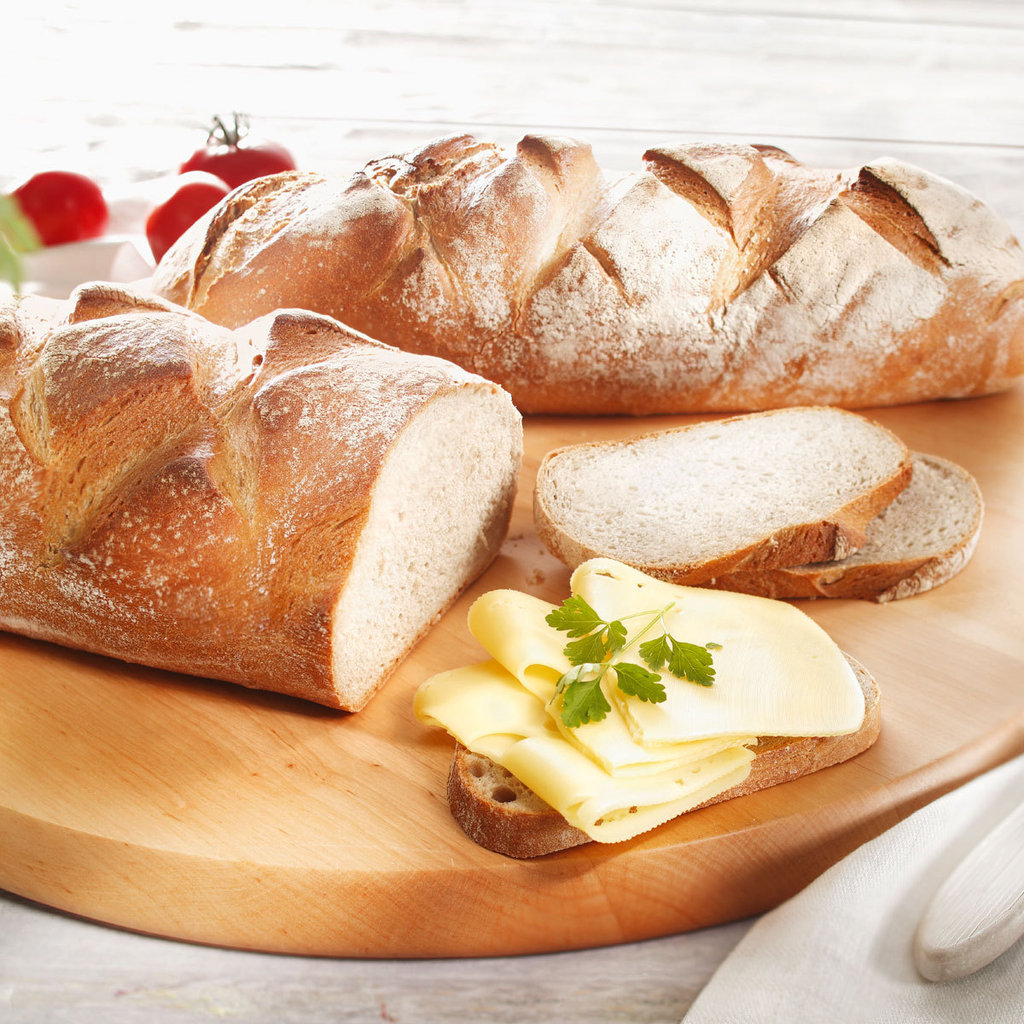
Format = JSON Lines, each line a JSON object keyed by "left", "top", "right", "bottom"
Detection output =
{"left": 637, "top": 634, "right": 673, "bottom": 673}
{"left": 667, "top": 640, "right": 716, "bottom": 686}
{"left": 556, "top": 666, "right": 612, "bottom": 727}
{"left": 563, "top": 619, "right": 627, "bottom": 667}
{"left": 547, "top": 595, "right": 628, "bottom": 666}
{"left": 548, "top": 596, "right": 719, "bottom": 727}
{"left": 640, "top": 634, "right": 717, "bottom": 686}
{"left": 0, "top": 195, "right": 40, "bottom": 292}
{"left": 545, "top": 595, "right": 607, "bottom": 637}
{"left": 563, "top": 629, "right": 615, "bottom": 666}
{"left": 604, "top": 618, "right": 628, "bottom": 651}
{"left": 613, "top": 661, "right": 666, "bottom": 704}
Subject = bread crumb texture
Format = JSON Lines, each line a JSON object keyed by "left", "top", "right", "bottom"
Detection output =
{"left": 0, "top": 285, "right": 522, "bottom": 709}
{"left": 534, "top": 407, "right": 911, "bottom": 578}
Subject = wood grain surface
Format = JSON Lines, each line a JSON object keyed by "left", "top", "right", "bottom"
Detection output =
{"left": 2, "top": 390, "right": 1022, "bottom": 958}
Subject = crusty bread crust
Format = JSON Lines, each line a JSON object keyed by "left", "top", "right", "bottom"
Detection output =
{"left": 705, "top": 453, "right": 984, "bottom": 602}
{"left": 153, "top": 134, "right": 1024, "bottom": 415}
{"left": 533, "top": 407, "right": 913, "bottom": 585}
{"left": 0, "top": 284, "right": 522, "bottom": 710}
{"left": 447, "top": 653, "right": 880, "bottom": 858}
{"left": 447, "top": 751, "right": 592, "bottom": 860}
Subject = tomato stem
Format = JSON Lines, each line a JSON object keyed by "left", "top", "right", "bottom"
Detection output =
{"left": 207, "top": 113, "right": 249, "bottom": 149}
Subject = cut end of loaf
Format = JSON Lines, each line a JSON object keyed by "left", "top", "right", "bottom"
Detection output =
{"left": 329, "top": 387, "right": 522, "bottom": 711}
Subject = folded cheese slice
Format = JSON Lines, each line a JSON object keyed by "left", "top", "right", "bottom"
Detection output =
{"left": 572, "top": 560, "right": 866, "bottom": 743}
{"left": 415, "top": 558, "right": 865, "bottom": 844}
{"left": 414, "top": 660, "right": 755, "bottom": 842}
{"left": 466, "top": 589, "right": 754, "bottom": 776}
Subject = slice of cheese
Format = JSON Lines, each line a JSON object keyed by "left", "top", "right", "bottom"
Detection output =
{"left": 500, "top": 735, "right": 754, "bottom": 843}
{"left": 572, "top": 559, "right": 865, "bottom": 743}
{"left": 466, "top": 590, "right": 568, "bottom": 702}
{"left": 414, "top": 658, "right": 755, "bottom": 842}
{"left": 555, "top": 693, "right": 755, "bottom": 777}
{"left": 413, "top": 659, "right": 556, "bottom": 755}
{"left": 414, "top": 557, "right": 866, "bottom": 844}
{"left": 465, "top": 589, "right": 756, "bottom": 775}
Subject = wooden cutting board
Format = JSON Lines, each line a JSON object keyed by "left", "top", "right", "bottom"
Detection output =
{"left": 2, "top": 392, "right": 1023, "bottom": 959}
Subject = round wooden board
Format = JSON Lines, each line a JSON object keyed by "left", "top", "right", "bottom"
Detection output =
{"left": 2, "top": 392, "right": 1023, "bottom": 958}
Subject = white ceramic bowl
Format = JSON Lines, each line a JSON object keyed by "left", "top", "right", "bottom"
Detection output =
{"left": 20, "top": 234, "right": 155, "bottom": 299}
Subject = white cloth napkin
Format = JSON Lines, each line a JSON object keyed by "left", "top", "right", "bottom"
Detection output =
{"left": 683, "top": 753, "right": 1024, "bottom": 1024}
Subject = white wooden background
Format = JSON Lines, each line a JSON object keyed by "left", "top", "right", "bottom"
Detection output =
{"left": 6, "top": 0, "right": 1024, "bottom": 237}
{"left": 2, "top": 2, "right": 1023, "bottom": 1022}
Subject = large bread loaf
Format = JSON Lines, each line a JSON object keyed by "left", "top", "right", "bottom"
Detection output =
{"left": 153, "top": 134, "right": 1024, "bottom": 414}
{"left": 0, "top": 284, "right": 522, "bottom": 709}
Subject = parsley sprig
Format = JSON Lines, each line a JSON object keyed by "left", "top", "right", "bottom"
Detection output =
{"left": 545, "top": 595, "right": 720, "bottom": 728}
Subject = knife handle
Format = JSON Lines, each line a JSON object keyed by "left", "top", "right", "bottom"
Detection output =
{"left": 914, "top": 799, "right": 1024, "bottom": 981}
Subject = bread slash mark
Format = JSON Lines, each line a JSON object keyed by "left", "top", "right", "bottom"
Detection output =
{"left": 840, "top": 167, "right": 950, "bottom": 276}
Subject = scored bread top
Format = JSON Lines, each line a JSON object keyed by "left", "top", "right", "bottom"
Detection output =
{"left": 0, "top": 284, "right": 521, "bottom": 709}
{"left": 533, "top": 406, "right": 913, "bottom": 584}
{"left": 152, "top": 134, "right": 1024, "bottom": 414}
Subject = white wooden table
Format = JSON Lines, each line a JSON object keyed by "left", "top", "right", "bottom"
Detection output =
{"left": 2, "top": 2, "right": 1022, "bottom": 1021}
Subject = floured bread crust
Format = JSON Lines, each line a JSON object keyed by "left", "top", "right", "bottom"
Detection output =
{"left": 0, "top": 284, "right": 522, "bottom": 709}
{"left": 154, "top": 134, "right": 1024, "bottom": 414}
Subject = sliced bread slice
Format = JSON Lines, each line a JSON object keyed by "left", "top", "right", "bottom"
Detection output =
{"left": 705, "top": 453, "right": 983, "bottom": 602}
{"left": 533, "top": 407, "right": 912, "bottom": 585}
{"left": 447, "top": 653, "right": 880, "bottom": 858}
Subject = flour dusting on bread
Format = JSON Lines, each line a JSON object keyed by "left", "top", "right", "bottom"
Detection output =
{"left": 153, "top": 134, "right": 1024, "bottom": 414}
{"left": 0, "top": 285, "right": 523, "bottom": 710}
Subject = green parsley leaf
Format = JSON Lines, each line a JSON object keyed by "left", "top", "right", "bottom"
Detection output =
{"left": 667, "top": 641, "right": 716, "bottom": 686}
{"left": 556, "top": 665, "right": 612, "bottom": 727}
{"left": 637, "top": 634, "right": 672, "bottom": 672}
{"left": 546, "top": 593, "right": 718, "bottom": 727}
{"left": 544, "top": 595, "right": 607, "bottom": 637}
{"left": 547, "top": 595, "right": 627, "bottom": 666}
{"left": 565, "top": 626, "right": 618, "bottom": 667}
{"left": 640, "top": 634, "right": 716, "bottom": 686}
{"left": 613, "top": 662, "right": 666, "bottom": 704}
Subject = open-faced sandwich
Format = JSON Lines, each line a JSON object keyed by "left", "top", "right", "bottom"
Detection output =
{"left": 415, "top": 558, "right": 881, "bottom": 857}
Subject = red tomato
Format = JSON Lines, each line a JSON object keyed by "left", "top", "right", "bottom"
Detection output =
{"left": 179, "top": 113, "right": 296, "bottom": 189}
{"left": 145, "top": 171, "right": 231, "bottom": 263}
{"left": 12, "top": 170, "right": 108, "bottom": 247}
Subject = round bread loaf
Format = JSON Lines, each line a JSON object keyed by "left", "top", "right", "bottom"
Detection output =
{"left": 153, "top": 133, "right": 1024, "bottom": 414}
